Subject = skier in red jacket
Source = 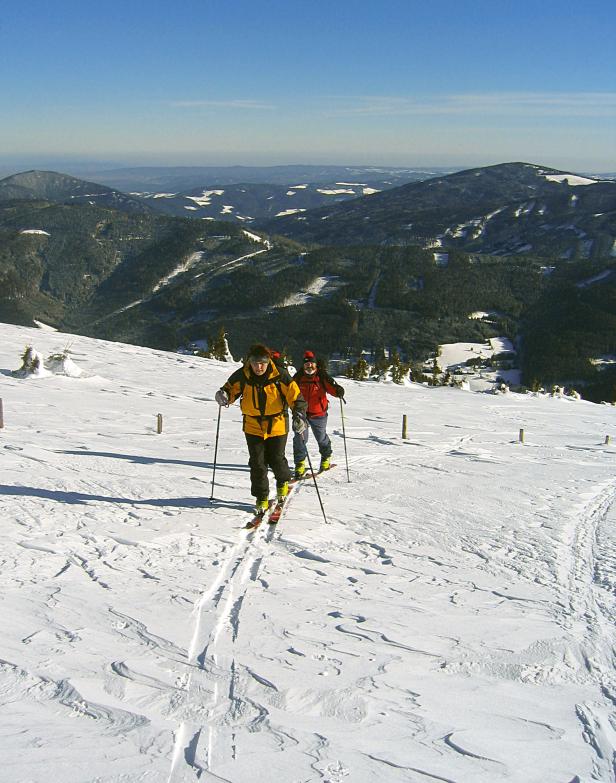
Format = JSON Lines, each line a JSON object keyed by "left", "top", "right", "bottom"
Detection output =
{"left": 292, "top": 350, "right": 345, "bottom": 477}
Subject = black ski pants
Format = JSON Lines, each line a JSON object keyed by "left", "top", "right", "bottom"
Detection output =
{"left": 245, "top": 433, "right": 291, "bottom": 500}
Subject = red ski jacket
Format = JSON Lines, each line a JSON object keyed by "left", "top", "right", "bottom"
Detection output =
{"left": 293, "top": 370, "right": 343, "bottom": 419}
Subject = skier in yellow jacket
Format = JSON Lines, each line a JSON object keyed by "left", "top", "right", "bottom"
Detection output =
{"left": 215, "top": 343, "right": 307, "bottom": 513}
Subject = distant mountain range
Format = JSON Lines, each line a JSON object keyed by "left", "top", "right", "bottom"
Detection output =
{"left": 83, "top": 164, "right": 455, "bottom": 192}
{"left": 138, "top": 181, "right": 391, "bottom": 222}
{"left": 0, "top": 170, "right": 153, "bottom": 214}
{"left": 1, "top": 163, "right": 615, "bottom": 401}
{"left": 5, "top": 162, "right": 612, "bottom": 263}
{"left": 91, "top": 165, "right": 457, "bottom": 223}
{"left": 259, "top": 162, "right": 616, "bottom": 261}
{"left": 0, "top": 166, "right": 458, "bottom": 225}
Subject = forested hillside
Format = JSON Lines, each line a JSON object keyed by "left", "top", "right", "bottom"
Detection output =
{"left": 260, "top": 162, "right": 616, "bottom": 262}
{"left": 521, "top": 262, "right": 616, "bottom": 401}
{"left": 0, "top": 170, "right": 153, "bottom": 214}
{"left": 180, "top": 245, "right": 547, "bottom": 365}
{"left": 0, "top": 199, "right": 251, "bottom": 347}
{"left": 1, "top": 166, "right": 615, "bottom": 401}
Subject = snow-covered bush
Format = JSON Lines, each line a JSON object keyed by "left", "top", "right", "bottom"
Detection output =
{"left": 12, "top": 345, "right": 50, "bottom": 378}
{"left": 46, "top": 350, "right": 83, "bottom": 377}
{"left": 12, "top": 344, "right": 85, "bottom": 378}
{"left": 493, "top": 382, "right": 510, "bottom": 395}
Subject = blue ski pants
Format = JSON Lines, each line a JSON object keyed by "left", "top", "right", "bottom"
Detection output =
{"left": 293, "top": 413, "right": 332, "bottom": 464}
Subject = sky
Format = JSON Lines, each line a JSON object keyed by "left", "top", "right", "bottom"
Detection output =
{"left": 1, "top": 320, "right": 615, "bottom": 781}
{"left": 1, "top": 0, "right": 615, "bottom": 172}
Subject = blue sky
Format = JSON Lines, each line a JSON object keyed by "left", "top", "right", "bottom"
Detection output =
{"left": 2, "top": 0, "right": 615, "bottom": 171}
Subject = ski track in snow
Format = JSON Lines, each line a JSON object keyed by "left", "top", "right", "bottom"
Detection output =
{"left": 0, "top": 322, "right": 615, "bottom": 782}
{"left": 168, "top": 522, "right": 275, "bottom": 779}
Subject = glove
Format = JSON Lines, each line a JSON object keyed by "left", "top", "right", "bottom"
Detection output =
{"left": 292, "top": 413, "right": 307, "bottom": 434}
{"left": 215, "top": 389, "right": 229, "bottom": 407}
{"left": 336, "top": 385, "right": 345, "bottom": 399}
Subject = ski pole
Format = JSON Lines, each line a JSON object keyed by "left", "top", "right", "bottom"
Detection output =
{"left": 210, "top": 405, "right": 222, "bottom": 500}
{"left": 304, "top": 448, "right": 328, "bottom": 524}
{"left": 340, "top": 397, "right": 350, "bottom": 483}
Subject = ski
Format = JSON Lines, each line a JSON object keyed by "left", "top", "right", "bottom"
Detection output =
{"left": 251, "top": 464, "right": 333, "bottom": 529}
{"left": 245, "top": 500, "right": 275, "bottom": 530}
{"left": 291, "top": 463, "right": 337, "bottom": 484}
{"left": 268, "top": 477, "right": 302, "bottom": 525}
{"left": 268, "top": 493, "right": 294, "bottom": 524}
{"left": 268, "top": 500, "right": 285, "bottom": 525}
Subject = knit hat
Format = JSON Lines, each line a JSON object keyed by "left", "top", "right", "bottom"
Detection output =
{"left": 303, "top": 350, "right": 316, "bottom": 361}
{"left": 247, "top": 343, "right": 270, "bottom": 363}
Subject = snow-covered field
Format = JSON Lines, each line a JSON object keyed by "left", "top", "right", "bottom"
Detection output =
{"left": 435, "top": 340, "right": 521, "bottom": 391}
{"left": 1, "top": 322, "right": 615, "bottom": 783}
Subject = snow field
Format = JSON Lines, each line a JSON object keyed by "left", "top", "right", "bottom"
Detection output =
{"left": 0, "top": 322, "right": 615, "bottom": 782}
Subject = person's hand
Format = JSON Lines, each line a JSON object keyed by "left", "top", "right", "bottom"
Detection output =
{"left": 292, "top": 413, "right": 307, "bottom": 434}
{"left": 336, "top": 385, "right": 345, "bottom": 399}
{"left": 215, "top": 389, "right": 229, "bottom": 407}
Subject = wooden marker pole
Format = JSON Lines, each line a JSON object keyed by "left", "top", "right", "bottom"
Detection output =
{"left": 605, "top": 435, "right": 611, "bottom": 446}
{"left": 402, "top": 414, "right": 408, "bottom": 439}
{"left": 0, "top": 398, "right": 4, "bottom": 429}
{"left": 157, "top": 413, "right": 163, "bottom": 434}
{"left": 519, "top": 428, "right": 525, "bottom": 444}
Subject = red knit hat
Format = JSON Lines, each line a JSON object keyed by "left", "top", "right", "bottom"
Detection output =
{"left": 303, "top": 350, "right": 315, "bottom": 361}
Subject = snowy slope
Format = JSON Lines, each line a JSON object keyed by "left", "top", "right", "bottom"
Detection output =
{"left": 0, "top": 323, "right": 615, "bottom": 783}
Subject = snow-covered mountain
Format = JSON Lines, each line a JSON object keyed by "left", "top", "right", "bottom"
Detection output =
{"left": 262, "top": 162, "right": 616, "bottom": 260}
{"left": 0, "top": 167, "right": 451, "bottom": 225}
{"left": 137, "top": 181, "right": 387, "bottom": 223}
{"left": 0, "top": 170, "right": 153, "bottom": 214}
{"left": 86, "top": 164, "right": 453, "bottom": 193}
{"left": 1, "top": 321, "right": 615, "bottom": 782}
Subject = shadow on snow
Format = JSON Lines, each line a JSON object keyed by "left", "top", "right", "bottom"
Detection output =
{"left": 58, "top": 449, "right": 248, "bottom": 472}
{"left": 0, "top": 484, "right": 254, "bottom": 512}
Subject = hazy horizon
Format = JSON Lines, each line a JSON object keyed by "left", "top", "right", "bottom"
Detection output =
{"left": 0, "top": 155, "right": 613, "bottom": 181}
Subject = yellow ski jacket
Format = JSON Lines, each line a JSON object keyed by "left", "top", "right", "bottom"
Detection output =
{"left": 222, "top": 361, "right": 306, "bottom": 439}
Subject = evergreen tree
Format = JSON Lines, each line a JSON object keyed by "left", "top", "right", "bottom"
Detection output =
{"left": 356, "top": 357, "right": 369, "bottom": 380}
{"left": 432, "top": 357, "right": 441, "bottom": 380}
{"left": 208, "top": 327, "right": 234, "bottom": 362}
{"left": 346, "top": 356, "right": 370, "bottom": 380}
{"left": 373, "top": 346, "right": 390, "bottom": 380}
{"left": 390, "top": 351, "right": 408, "bottom": 384}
